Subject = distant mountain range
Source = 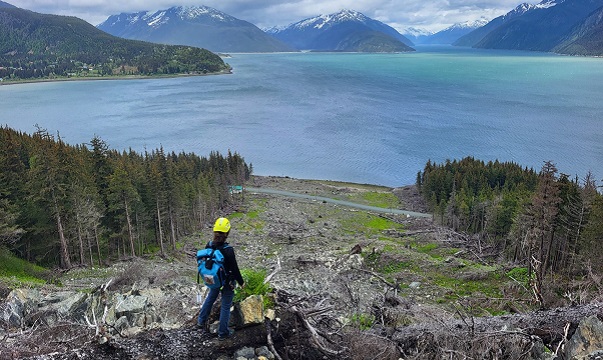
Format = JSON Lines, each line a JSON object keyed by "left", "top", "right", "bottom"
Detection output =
{"left": 0, "top": 3, "right": 228, "bottom": 81}
{"left": 266, "top": 9, "right": 414, "bottom": 52}
{"left": 98, "top": 6, "right": 293, "bottom": 53}
{"left": 454, "top": 0, "right": 603, "bottom": 55}
{"left": 404, "top": 19, "right": 489, "bottom": 45}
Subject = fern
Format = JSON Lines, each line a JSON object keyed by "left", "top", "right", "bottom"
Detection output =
{"left": 234, "top": 269, "right": 273, "bottom": 305}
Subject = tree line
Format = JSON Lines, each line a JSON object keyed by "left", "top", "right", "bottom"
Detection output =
{"left": 417, "top": 157, "right": 603, "bottom": 281}
{"left": 0, "top": 126, "right": 251, "bottom": 268}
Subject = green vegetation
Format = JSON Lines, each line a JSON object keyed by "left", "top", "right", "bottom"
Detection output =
{"left": 0, "top": 7, "right": 229, "bottom": 82}
{"left": 342, "top": 213, "right": 404, "bottom": 236}
{"left": 506, "top": 267, "right": 531, "bottom": 287}
{"left": 417, "top": 157, "right": 603, "bottom": 289}
{"left": 234, "top": 268, "right": 274, "bottom": 308}
{"left": 356, "top": 191, "right": 400, "bottom": 209}
{"left": 349, "top": 313, "right": 375, "bottom": 330}
{"left": 0, "top": 247, "right": 47, "bottom": 284}
{"left": 0, "top": 126, "right": 250, "bottom": 268}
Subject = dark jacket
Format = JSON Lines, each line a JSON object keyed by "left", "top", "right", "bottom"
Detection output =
{"left": 206, "top": 241, "right": 244, "bottom": 286}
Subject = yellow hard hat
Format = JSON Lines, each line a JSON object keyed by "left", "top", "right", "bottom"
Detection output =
{"left": 213, "top": 217, "right": 231, "bottom": 233}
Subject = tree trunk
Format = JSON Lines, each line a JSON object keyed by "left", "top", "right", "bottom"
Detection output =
{"left": 77, "top": 223, "right": 85, "bottom": 265}
{"left": 55, "top": 210, "right": 71, "bottom": 269}
{"left": 124, "top": 198, "right": 135, "bottom": 257}
{"left": 95, "top": 226, "right": 102, "bottom": 267}
{"left": 169, "top": 209, "right": 177, "bottom": 251}
{"left": 87, "top": 230, "right": 94, "bottom": 267}
{"left": 156, "top": 198, "right": 165, "bottom": 255}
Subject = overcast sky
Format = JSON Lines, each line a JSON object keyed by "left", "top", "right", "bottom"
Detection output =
{"left": 7, "top": 0, "right": 529, "bottom": 32}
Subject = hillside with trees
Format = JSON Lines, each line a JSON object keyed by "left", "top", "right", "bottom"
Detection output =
{"left": 0, "top": 6, "right": 229, "bottom": 82}
{"left": 0, "top": 126, "right": 250, "bottom": 268}
{"left": 417, "top": 157, "right": 603, "bottom": 306}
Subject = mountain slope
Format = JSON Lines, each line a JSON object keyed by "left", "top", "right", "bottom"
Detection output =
{"left": 453, "top": 3, "right": 537, "bottom": 47}
{"left": 476, "top": 0, "right": 601, "bottom": 51}
{"left": 418, "top": 19, "right": 489, "bottom": 45}
{"left": 553, "top": 5, "right": 603, "bottom": 55}
{"left": 401, "top": 28, "right": 434, "bottom": 45}
{"left": 98, "top": 6, "right": 294, "bottom": 53}
{"left": 471, "top": 0, "right": 603, "bottom": 51}
{"left": 0, "top": 1, "right": 16, "bottom": 8}
{"left": 267, "top": 9, "right": 414, "bottom": 52}
{"left": 0, "top": 6, "right": 228, "bottom": 80}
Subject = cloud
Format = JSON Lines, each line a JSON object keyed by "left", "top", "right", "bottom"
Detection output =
{"left": 8, "top": 0, "right": 527, "bottom": 31}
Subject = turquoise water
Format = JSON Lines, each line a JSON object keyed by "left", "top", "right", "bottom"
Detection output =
{"left": 1, "top": 46, "right": 602, "bottom": 186}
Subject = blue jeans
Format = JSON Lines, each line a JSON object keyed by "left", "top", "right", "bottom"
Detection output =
{"left": 197, "top": 285, "right": 234, "bottom": 337}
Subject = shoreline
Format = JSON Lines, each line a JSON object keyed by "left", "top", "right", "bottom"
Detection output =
{"left": 0, "top": 69, "right": 232, "bottom": 87}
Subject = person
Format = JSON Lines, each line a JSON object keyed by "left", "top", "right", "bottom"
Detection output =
{"left": 197, "top": 217, "right": 244, "bottom": 340}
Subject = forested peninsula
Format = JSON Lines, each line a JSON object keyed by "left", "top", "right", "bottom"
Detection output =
{"left": 0, "top": 6, "right": 229, "bottom": 83}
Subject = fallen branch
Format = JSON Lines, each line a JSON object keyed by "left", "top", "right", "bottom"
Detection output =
{"left": 265, "top": 318, "right": 284, "bottom": 360}
{"left": 290, "top": 305, "right": 347, "bottom": 357}
{"left": 264, "top": 257, "right": 281, "bottom": 284}
{"left": 356, "top": 268, "right": 398, "bottom": 290}
{"left": 554, "top": 322, "right": 571, "bottom": 357}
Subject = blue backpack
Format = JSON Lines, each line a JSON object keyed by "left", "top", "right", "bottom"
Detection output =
{"left": 196, "top": 244, "right": 230, "bottom": 289}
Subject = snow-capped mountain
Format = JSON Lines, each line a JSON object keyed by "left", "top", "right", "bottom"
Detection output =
{"left": 454, "top": 0, "right": 603, "bottom": 52}
{"left": 97, "top": 5, "right": 293, "bottom": 53}
{"left": 410, "top": 18, "right": 489, "bottom": 45}
{"left": 268, "top": 9, "right": 414, "bottom": 52}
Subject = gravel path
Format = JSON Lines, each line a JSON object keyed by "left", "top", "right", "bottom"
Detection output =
{"left": 245, "top": 186, "right": 432, "bottom": 218}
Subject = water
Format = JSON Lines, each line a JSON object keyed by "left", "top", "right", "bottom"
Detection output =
{"left": 1, "top": 46, "right": 602, "bottom": 187}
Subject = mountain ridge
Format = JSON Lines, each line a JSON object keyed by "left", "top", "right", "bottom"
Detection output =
{"left": 98, "top": 5, "right": 294, "bottom": 53}
{"left": 454, "top": 0, "right": 603, "bottom": 55}
{"left": 408, "top": 18, "right": 489, "bottom": 45}
{"left": 267, "top": 9, "right": 414, "bottom": 52}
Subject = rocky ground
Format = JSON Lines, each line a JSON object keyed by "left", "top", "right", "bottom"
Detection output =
{"left": 1, "top": 176, "right": 602, "bottom": 360}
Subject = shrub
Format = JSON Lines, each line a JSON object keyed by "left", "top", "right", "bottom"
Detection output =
{"left": 234, "top": 268, "right": 273, "bottom": 307}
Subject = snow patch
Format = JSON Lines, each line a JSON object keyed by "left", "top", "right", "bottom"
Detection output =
{"left": 535, "top": 0, "right": 561, "bottom": 9}
{"left": 292, "top": 9, "right": 370, "bottom": 30}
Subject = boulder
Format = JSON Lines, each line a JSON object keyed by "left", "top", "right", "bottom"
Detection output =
{"left": 0, "top": 288, "right": 41, "bottom": 328}
{"left": 255, "top": 345, "right": 275, "bottom": 359}
{"left": 236, "top": 295, "right": 264, "bottom": 326}
{"left": 113, "top": 294, "right": 149, "bottom": 328}
{"left": 234, "top": 346, "right": 255, "bottom": 359}
{"left": 566, "top": 315, "right": 603, "bottom": 360}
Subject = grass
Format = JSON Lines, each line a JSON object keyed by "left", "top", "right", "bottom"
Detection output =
{"left": 342, "top": 213, "right": 404, "bottom": 236}
{"left": 0, "top": 247, "right": 47, "bottom": 286}
{"left": 356, "top": 191, "right": 401, "bottom": 209}
{"left": 349, "top": 313, "right": 375, "bottom": 330}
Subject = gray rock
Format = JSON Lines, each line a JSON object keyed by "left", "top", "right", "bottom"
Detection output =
{"left": 114, "top": 315, "right": 129, "bottom": 334}
{"left": 0, "top": 288, "right": 41, "bottom": 328}
{"left": 256, "top": 345, "right": 275, "bottom": 359}
{"left": 566, "top": 315, "right": 603, "bottom": 360}
{"left": 409, "top": 281, "right": 421, "bottom": 289}
{"left": 234, "top": 346, "right": 256, "bottom": 359}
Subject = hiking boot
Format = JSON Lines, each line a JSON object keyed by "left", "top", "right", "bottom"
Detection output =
{"left": 197, "top": 321, "right": 208, "bottom": 334}
{"left": 217, "top": 329, "right": 234, "bottom": 341}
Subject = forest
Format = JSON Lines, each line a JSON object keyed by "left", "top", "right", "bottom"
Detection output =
{"left": 417, "top": 157, "right": 603, "bottom": 304}
{"left": 0, "top": 126, "right": 250, "bottom": 268}
{"left": 0, "top": 7, "right": 229, "bottom": 81}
